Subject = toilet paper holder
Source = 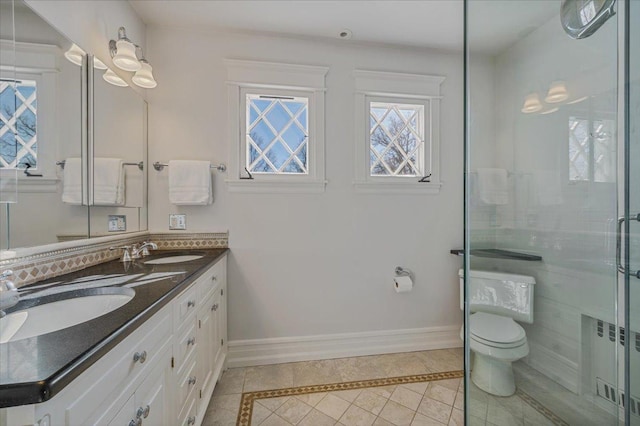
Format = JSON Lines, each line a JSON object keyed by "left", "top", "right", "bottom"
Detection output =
{"left": 395, "top": 267, "right": 411, "bottom": 277}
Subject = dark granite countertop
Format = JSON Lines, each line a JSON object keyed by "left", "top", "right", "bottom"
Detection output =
{"left": 0, "top": 248, "right": 228, "bottom": 408}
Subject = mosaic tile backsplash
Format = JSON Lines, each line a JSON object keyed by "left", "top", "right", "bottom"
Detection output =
{"left": 1, "top": 232, "right": 228, "bottom": 288}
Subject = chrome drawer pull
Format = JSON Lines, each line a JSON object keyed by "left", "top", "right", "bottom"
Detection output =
{"left": 211, "top": 303, "right": 218, "bottom": 312}
{"left": 188, "top": 376, "right": 197, "bottom": 385}
{"left": 187, "top": 300, "right": 196, "bottom": 308}
{"left": 187, "top": 337, "right": 196, "bottom": 346}
{"left": 133, "top": 351, "right": 147, "bottom": 364}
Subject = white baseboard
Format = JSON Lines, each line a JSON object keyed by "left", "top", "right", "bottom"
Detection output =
{"left": 226, "top": 325, "right": 462, "bottom": 368}
{"left": 524, "top": 342, "right": 579, "bottom": 393}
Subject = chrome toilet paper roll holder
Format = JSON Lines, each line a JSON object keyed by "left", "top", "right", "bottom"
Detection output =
{"left": 395, "top": 267, "right": 412, "bottom": 277}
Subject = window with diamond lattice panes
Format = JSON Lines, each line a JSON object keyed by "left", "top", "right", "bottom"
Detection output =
{"left": 369, "top": 102, "right": 424, "bottom": 177}
{"left": 246, "top": 94, "right": 309, "bottom": 175}
{"left": 0, "top": 79, "right": 37, "bottom": 169}
{"left": 569, "top": 116, "right": 615, "bottom": 183}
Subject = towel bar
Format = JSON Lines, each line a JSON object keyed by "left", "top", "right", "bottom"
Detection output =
{"left": 153, "top": 162, "right": 227, "bottom": 172}
{"left": 57, "top": 160, "right": 144, "bottom": 171}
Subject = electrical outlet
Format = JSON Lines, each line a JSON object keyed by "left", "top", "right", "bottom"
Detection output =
{"left": 169, "top": 214, "right": 186, "bottom": 230}
{"left": 108, "top": 215, "right": 126, "bottom": 232}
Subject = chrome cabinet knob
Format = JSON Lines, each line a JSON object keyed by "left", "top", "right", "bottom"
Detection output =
{"left": 187, "top": 416, "right": 196, "bottom": 425}
{"left": 129, "top": 418, "right": 142, "bottom": 426}
{"left": 187, "top": 300, "right": 196, "bottom": 308}
{"left": 211, "top": 275, "right": 217, "bottom": 281}
{"left": 188, "top": 376, "right": 196, "bottom": 385}
{"left": 211, "top": 303, "right": 218, "bottom": 312}
{"left": 133, "top": 350, "right": 147, "bottom": 364}
{"left": 136, "top": 404, "right": 150, "bottom": 419}
{"left": 187, "top": 337, "right": 196, "bottom": 346}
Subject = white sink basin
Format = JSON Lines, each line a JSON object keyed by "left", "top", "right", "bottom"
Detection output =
{"left": 0, "top": 289, "right": 134, "bottom": 343}
{"left": 144, "top": 255, "right": 204, "bottom": 265}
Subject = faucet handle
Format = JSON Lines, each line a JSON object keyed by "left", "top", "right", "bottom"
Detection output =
{"left": 0, "top": 270, "right": 19, "bottom": 312}
{"left": 110, "top": 246, "right": 132, "bottom": 262}
{"left": 0, "top": 270, "right": 13, "bottom": 281}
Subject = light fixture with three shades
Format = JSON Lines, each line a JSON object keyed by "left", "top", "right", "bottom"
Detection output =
{"left": 109, "top": 27, "right": 157, "bottom": 89}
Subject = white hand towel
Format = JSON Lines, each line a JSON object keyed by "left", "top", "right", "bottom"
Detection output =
{"left": 477, "top": 168, "right": 509, "bottom": 205}
{"left": 61, "top": 158, "right": 83, "bottom": 205}
{"left": 534, "top": 170, "right": 563, "bottom": 206}
{"left": 94, "top": 158, "right": 125, "bottom": 206}
{"left": 169, "top": 160, "right": 212, "bottom": 205}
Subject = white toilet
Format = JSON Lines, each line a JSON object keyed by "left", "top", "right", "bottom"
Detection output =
{"left": 459, "top": 269, "right": 535, "bottom": 397}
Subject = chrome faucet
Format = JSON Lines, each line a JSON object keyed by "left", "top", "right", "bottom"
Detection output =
{"left": 0, "top": 270, "right": 19, "bottom": 317}
{"left": 131, "top": 241, "right": 158, "bottom": 259}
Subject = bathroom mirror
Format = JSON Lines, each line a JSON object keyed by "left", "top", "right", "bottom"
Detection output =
{"left": 560, "top": 0, "right": 616, "bottom": 39}
{"left": 89, "top": 60, "right": 148, "bottom": 237}
{"left": 0, "top": 0, "right": 89, "bottom": 249}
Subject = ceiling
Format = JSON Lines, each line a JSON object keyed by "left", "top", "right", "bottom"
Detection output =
{"left": 129, "top": 0, "right": 559, "bottom": 54}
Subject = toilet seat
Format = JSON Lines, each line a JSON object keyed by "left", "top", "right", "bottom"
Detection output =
{"left": 470, "top": 312, "right": 527, "bottom": 348}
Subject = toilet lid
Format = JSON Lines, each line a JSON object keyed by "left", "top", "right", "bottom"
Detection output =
{"left": 470, "top": 312, "right": 526, "bottom": 344}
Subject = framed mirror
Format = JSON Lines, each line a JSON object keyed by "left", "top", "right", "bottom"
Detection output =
{"left": 1, "top": 0, "right": 88, "bottom": 250}
{"left": 89, "top": 58, "right": 148, "bottom": 237}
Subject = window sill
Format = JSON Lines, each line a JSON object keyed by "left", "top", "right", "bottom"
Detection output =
{"left": 226, "top": 179, "right": 327, "bottom": 194}
{"left": 353, "top": 180, "right": 442, "bottom": 194}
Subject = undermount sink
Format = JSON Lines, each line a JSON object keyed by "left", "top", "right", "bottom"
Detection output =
{"left": 0, "top": 287, "right": 134, "bottom": 343}
{"left": 144, "top": 255, "right": 204, "bottom": 265}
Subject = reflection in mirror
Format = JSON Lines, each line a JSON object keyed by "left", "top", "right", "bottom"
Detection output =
{"left": 1, "top": 0, "right": 87, "bottom": 249}
{"left": 90, "top": 58, "right": 147, "bottom": 237}
{"left": 560, "top": 0, "right": 616, "bottom": 39}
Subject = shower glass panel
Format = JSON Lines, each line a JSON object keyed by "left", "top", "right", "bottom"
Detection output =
{"left": 465, "top": 1, "right": 620, "bottom": 424}
{"left": 626, "top": 2, "right": 639, "bottom": 425}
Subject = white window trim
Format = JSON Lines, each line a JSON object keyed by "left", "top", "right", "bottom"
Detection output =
{"left": 353, "top": 69, "right": 445, "bottom": 194}
{"left": 225, "top": 59, "right": 328, "bottom": 193}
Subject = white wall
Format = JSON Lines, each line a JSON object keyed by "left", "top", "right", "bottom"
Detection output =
{"left": 145, "top": 27, "right": 464, "bottom": 342}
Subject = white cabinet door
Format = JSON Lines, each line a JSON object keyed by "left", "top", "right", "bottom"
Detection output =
{"left": 134, "top": 345, "right": 172, "bottom": 426}
{"left": 197, "top": 292, "right": 216, "bottom": 413}
{"left": 214, "top": 286, "right": 225, "bottom": 367}
{"left": 107, "top": 395, "right": 135, "bottom": 426}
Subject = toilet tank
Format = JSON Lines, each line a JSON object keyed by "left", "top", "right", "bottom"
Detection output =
{"left": 458, "top": 269, "right": 535, "bottom": 324}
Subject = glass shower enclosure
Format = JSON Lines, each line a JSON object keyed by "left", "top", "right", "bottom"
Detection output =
{"left": 464, "top": 0, "right": 638, "bottom": 424}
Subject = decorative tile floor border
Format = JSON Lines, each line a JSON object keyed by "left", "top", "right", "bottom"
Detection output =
{"left": 236, "top": 370, "right": 464, "bottom": 426}
{"left": 516, "top": 389, "right": 570, "bottom": 426}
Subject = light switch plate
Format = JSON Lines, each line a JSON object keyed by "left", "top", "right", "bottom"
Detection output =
{"left": 108, "top": 215, "right": 126, "bottom": 232}
{"left": 169, "top": 214, "right": 187, "bottom": 230}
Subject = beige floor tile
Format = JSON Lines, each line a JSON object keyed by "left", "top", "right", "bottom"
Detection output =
{"left": 315, "top": 393, "right": 351, "bottom": 420}
{"left": 381, "top": 353, "right": 432, "bottom": 377}
{"left": 416, "top": 350, "right": 462, "bottom": 373}
{"left": 295, "top": 392, "right": 327, "bottom": 407}
{"left": 353, "top": 389, "right": 389, "bottom": 415}
{"left": 379, "top": 400, "right": 416, "bottom": 425}
{"left": 334, "top": 355, "right": 391, "bottom": 382}
{"left": 293, "top": 359, "right": 343, "bottom": 387}
{"left": 373, "top": 417, "right": 396, "bottom": 426}
{"left": 332, "top": 388, "right": 364, "bottom": 403}
{"left": 390, "top": 386, "right": 423, "bottom": 411}
{"left": 275, "top": 397, "right": 313, "bottom": 424}
{"left": 213, "top": 367, "right": 246, "bottom": 395}
{"left": 297, "top": 408, "right": 338, "bottom": 426}
{"left": 411, "top": 412, "right": 446, "bottom": 426}
{"left": 339, "top": 404, "right": 378, "bottom": 426}
{"left": 251, "top": 402, "right": 272, "bottom": 425}
{"left": 370, "top": 385, "right": 397, "bottom": 399}
{"left": 258, "top": 396, "right": 291, "bottom": 412}
{"left": 486, "top": 404, "right": 524, "bottom": 426}
{"left": 468, "top": 415, "right": 486, "bottom": 426}
{"left": 425, "top": 384, "right": 456, "bottom": 406}
{"left": 400, "top": 382, "right": 429, "bottom": 395}
{"left": 453, "top": 392, "right": 463, "bottom": 410}
{"left": 417, "top": 397, "right": 453, "bottom": 424}
{"left": 261, "top": 413, "right": 293, "bottom": 426}
{"left": 448, "top": 408, "right": 464, "bottom": 426}
{"left": 201, "top": 407, "right": 238, "bottom": 426}
{"left": 437, "top": 379, "right": 461, "bottom": 392}
{"left": 210, "top": 393, "right": 242, "bottom": 413}
{"left": 244, "top": 363, "right": 295, "bottom": 392}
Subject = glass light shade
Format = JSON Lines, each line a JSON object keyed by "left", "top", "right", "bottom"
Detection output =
{"left": 567, "top": 95, "right": 589, "bottom": 105}
{"left": 64, "top": 44, "right": 85, "bottom": 66}
{"left": 103, "top": 69, "right": 128, "bottom": 87}
{"left": 521, "top": 93, "right": 543, "bottom": 113}
{"left": 112, "top": 39, "right": 141, "bottom": 71}
{"left": 540, "top": 107, "right": 559, "bottom": 115}
{"left": 132, "top": 61, "right": 157, "bottom": 88}
{"left": 93, "top": 58, "right": 108, "bottom": 70}
{"left": 545, "top": 80, "right": 569, "bottom": 103}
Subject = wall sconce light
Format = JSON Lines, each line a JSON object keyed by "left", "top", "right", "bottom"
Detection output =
{"left": 103, "top": 68, "right": 128, "bottom": 87}
{"left": 545, "top": 80, "right": 569, "bottom": 103}
{"left": 64, "top": 43, "right": 85, "bottom": 66}
{"left": 93, "top": 58, "right": 108, "bottom": 70}
{"left": 521, "top": 93, "right": 543, "bottom": 113}
{"left": 109, "top": 26, "right": 157, "bottom": 88}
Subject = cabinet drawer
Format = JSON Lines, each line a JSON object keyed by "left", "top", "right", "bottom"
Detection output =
{"left": 179, "top": 393, "right": 197, "bottom": 426}
{"left": 174, "top": 285, "right": 198, "bottom": 330}
{"left": 176, "top": 357, "right": 198, "bottom": 418}
{"left": 66, "top": 309, "right": 172, "bottom": 426}
{"left": 198, "top": 258, "right": 225, "bottom": 301}
{"left": 174, "top": 319, "right": 197, "bottom": 374}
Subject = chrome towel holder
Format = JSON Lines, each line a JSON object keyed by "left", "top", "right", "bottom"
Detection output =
{"left": 153, "top": 162, "right": 226, "bottom": 172}
{"left": 56, "top": 160, "right": 144, "bottom": 171}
